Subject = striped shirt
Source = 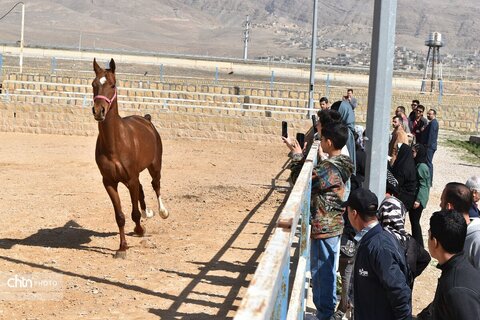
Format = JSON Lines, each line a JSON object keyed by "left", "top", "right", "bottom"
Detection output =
{"left": 377, "top": 195, "right": 408, "bottom": 242}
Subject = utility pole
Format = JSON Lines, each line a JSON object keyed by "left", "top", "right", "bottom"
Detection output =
{"left": 307, "top": 0, "right": 319, "bottom": 116}
{"left": 19, "top": 2, "right": 25, "bottom": 73}
{"left": 0, "top": 2, "right": 25, "bottom": 72}
{"left": 243, "top": 15, "right": 250, "bottom": 60}
{"left": 364, "top": 0, "right": 398, "bottom": 199}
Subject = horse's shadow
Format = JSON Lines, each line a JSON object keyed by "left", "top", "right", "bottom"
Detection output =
{"left": 0, "top": 220, "right": 116, "bottom": 254}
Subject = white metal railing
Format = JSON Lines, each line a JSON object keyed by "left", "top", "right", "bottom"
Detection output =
{"left": 1, "top": 79, "right": 309, "bottom": 104}
{"left": 0, "top": 92, "right": 311, "bottom": 116}
{"left": 235, "top": 142, "right": 319, "bottom": 320}
{"left": 0, "top": 81, "right": 311, "bottom": 117}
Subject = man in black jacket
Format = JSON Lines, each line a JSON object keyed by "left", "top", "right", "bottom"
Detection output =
{"left": 347, "top": 188, "right": 412, "bottom": 320}
{"left": 418, "top": 210, "right": 480, "bottom": 320}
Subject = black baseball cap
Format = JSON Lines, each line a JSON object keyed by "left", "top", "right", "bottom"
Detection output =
{"left": 345, "top": 188, "right": 378, "bottom": 214}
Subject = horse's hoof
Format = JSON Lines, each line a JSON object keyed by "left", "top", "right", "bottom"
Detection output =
{"left": 159, "top": 208, "right": 169, "bottom": 219}
{"left": 114, "top": 251, "right": 127, "bottom": 259}
{"left": 141, "top": 208, "right": 155, "bottom": 219}
{"left": 134, "top": 225, "right": 146, "bottom": 236}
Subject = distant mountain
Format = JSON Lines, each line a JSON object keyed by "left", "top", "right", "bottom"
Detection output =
{"left": 0, "top": 0, "right": 478, "bottom": 59}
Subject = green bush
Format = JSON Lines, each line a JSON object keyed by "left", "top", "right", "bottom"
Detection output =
{"left": 446, "top": 139, "right": 480, "bottom": 160}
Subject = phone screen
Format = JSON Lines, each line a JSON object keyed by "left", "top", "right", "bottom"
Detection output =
{"left": 296, "top": 133, "right": 305, "bottom": 148}
{"left": 282, "top": 121, "right": 288, "bottom": 138}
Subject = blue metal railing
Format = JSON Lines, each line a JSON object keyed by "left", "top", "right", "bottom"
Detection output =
{"left": 234, "top": 142, "right": 319, "bottom": 320}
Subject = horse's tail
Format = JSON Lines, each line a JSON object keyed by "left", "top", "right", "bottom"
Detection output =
{"left": 144, "top": 114, "right": 152, "bottom": 122}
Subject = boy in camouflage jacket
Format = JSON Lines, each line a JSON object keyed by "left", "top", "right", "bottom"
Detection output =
{"left": 284, "top": 121, "right": 353, "bottom": 319}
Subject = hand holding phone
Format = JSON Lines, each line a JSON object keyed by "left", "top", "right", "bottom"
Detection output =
{"left": 296, "top": 133, "right": 305, "bottom": 150}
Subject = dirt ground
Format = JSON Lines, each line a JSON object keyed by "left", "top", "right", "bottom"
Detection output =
{"left": 0, "top": 131, "right": 477, "bottom": 319}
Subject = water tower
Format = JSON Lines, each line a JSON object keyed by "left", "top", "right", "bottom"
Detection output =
{"left": 421, "top": 32, "right": 444, "bottom": 93}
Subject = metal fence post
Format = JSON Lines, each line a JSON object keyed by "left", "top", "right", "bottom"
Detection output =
{"left": 0, "top": 54, "right": 3, "bottom": 81}
{"left": 364, "top": 0, "right": 398, "bottom": 199}
{"left": 51, "top": 57, "right": 57, "bottom": 73}
{"left": 438, "top": 79, "right": 443, "bottom": 105}
{"left": 271, "top": 251, "right": 289, "bottom": 319}
{"left": 270, "top": 71, "right": 275, "bottom": 91}
{"left": 326, "top": 73, "right": 331, "bottom": 99}
{"left": 477, "top": 106, "right": 480, "bottom": 135}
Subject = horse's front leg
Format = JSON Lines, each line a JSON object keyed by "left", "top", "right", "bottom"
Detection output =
{"left": 128, "top": 178, "right": 146, "bottom": 237}
{"left": 103, "top": 179, "right": 128, "bottom": 259}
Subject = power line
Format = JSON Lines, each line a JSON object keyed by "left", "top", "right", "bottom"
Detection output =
{"left": 318, "top": 0, "right": 347, "bottom": 13}
{"left": 0, "top": 2, "right": 24, "bottom": 21}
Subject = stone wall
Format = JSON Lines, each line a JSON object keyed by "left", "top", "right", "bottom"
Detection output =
{"left": 0, "top": 102, "right": 312, "bottom": 142}
{"left": 1, "top": 70, "right": 479, "bottom": 141}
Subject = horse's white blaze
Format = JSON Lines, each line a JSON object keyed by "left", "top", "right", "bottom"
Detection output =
{"left": 141, "top": 208, "right": 155, "bottom": 219}
{"left": 158, "top": 196, "right": 169, "bottom": 219}
{"left": 99, "top": 76, "right": 106, "bottom": 85}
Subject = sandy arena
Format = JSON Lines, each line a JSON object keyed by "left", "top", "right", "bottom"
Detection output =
{"left": 0, "top": 131, "right": 477, "bottom": 319}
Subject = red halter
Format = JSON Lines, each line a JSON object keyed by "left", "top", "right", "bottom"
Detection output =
{"left": 94, "top": 87, "right": 117, "bottom": 107}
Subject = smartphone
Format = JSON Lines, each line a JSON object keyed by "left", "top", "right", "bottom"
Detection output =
{"left": 281, "top": 121, "right": 288, "bottom": 138}
{"left": 296, "top": 133, "right": 305, "bottom": 148}
{"left": 311, "top": 114, "right": 317, "bottom": 133}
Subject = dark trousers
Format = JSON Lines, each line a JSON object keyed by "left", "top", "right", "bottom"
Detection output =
{"left": 409, "top": 204, "right": 425, "bottom": 248}
{"left": 426, "top": 148, "right": 436, "bottom": 184}
{"left": 337, "top": 254, "right": 354, "bottom": 313}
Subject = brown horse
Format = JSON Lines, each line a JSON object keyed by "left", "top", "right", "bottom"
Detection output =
{"left": 92, "top": 58, "right": 168, "bottom": 259}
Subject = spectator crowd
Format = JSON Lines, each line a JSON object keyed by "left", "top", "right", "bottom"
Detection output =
{"left": 282, "top": 91, "right": 480, "bottom": 320}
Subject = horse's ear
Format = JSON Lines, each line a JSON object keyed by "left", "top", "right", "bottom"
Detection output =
{"left": 93, "top": 58, "right": 102, "bottom": 76}
{"left": 109, "top": 59, "right": 116, "bottom": 73}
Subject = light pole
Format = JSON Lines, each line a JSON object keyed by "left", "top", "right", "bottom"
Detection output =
{"left": 0, "top": 2, "right": 25, "bottom": 73}
{"left": 243, "top": 15, "right": 250, "bottom": 60}
{"left": 307, "top": 0, "right": 318, "bottom": 117}
{"left": 19, "top": 2, "right": 25, "bottom": 73}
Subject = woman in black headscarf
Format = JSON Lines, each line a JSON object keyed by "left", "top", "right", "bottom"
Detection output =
{"left": 331, "top": 100, "right": 356, "bottom": 174}
{"left": 390, "top": 143, "right": 417, "bottom": 212}
{"left": 410, "top": 144, "right": 431, "bottom": 247}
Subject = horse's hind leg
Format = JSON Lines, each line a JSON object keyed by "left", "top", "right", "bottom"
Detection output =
{"left": 139, "top": 183, "right": 155, "bottom": 219}
{"left": 103, "top": 179, "right": 128, "bottom": 259}
{"left": 127, "top": 178, "right": 146, "bottom": 237}
{"left": 148, "top": 165, "right": 168, "bottom": 219}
